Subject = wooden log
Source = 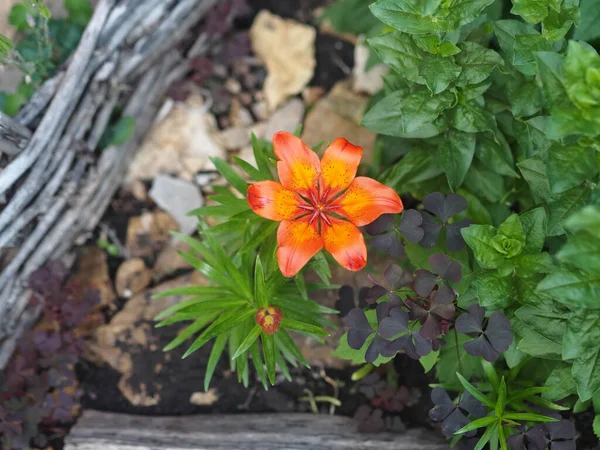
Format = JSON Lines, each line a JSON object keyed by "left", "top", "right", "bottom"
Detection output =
{"left": 0, "top": 0, "right": 218, "bottom": 369}
{"left": 65, "top": 411, "right": 449, "bottom": 450}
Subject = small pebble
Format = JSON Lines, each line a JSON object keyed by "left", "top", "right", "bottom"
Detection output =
{"left": 225, "top": 78, "right": 242, "bottom": 95}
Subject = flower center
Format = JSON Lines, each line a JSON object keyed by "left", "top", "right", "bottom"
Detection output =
{"left": 296, "top": 187, "right": 341, "bottom": 226}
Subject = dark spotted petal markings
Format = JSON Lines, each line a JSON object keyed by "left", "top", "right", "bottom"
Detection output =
{"left": 398, "top": 209, "right": 425, "bottom": 243}
{"left": 485, "top": 311, "right": 513, "bottom": 353}
{"left": 344, "top": 308, "right": 374, "bottom": 350}
{"left": 428, "top": 253, "right": 462, "bottom": 283}
{"left": 455, "top": 304, "right": 485, "bottom": 334}
{"left": 419, "top": 212, "right": 442, "bottom": 248}
{"left": 378, "top": 307, "right": 409, "bottom": 339}
{"left": 365, "top": 213, "right": 395, "bottom": 236}
{"left": 414, "top": 269, "right": 437, "bottom": 297}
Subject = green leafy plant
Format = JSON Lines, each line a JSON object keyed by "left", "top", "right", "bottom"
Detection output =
{"left": 154, "top": 132, "right": 335, "bottom": 390}
{"left": 0, "top": 0, "right": 93, "bottom": 116}
{"left": 154, "top": 0, "right": 600, "bottom": 447}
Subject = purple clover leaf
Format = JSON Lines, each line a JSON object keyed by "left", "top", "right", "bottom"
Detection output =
{"left": 429, "top": 387, "right": 487, "bottom": 438}
{"left": 420, "top": 193, "right": 471, "bottom": 252}
{"left": 455, "top": 304, "right": 513, "bottom": 362}
{"left": 366, "top": 265, "right": 412, "bottom": 305}
{"left": 408, "top": 285, "right": 456, "bottom": 340}
{"left": 413, "top": 254, "right": 462, "bottom": 297}
{"left": 365, "top": 210, "right": 425, "bottom": 258}
{"left": 344, "top": 308, "right": 375, "bottom": 351}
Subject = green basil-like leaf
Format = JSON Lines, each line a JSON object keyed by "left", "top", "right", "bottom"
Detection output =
{"left": 563, "top": 310, "right": 600, "bottom": 360}
{"left": 573, "top": 351, "right": 600, "bottom": 401}
{"left": 440, "top": 129, "right": 476, "bottom": 191}
{"left": 362, "top": 88, "right": 454, "bottom": 137}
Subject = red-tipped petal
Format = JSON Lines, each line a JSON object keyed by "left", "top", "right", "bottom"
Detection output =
{"left": 322, "top": 217, "right": 367, "bottom": 272}
{"left": 320, "top": 138, "right": 363, "bottom": 197}
{"left": 273, "top": 131, "right": 321, "bottom": 196}
{"left": 247, "top": 181, "right": 302, "bottom": 221}
{"left": 332, "top": 177, "right": 403, "bottom": 227}
{"left": 276, "top": 217, "right": 323, "bottom": 277}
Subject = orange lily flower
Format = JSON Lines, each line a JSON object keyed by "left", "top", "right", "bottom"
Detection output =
{"left": 247, "top": 132, "right": 404, "bottom": 277}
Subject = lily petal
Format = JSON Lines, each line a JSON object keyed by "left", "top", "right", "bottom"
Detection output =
{"left": 247, "top": 181, "right": 302, "bottom": 221}
{"left": 273, "top": 132, "right": 321, "bottom": 196}
{"left": 322, "top": 217, "right": 367, "bottom": 272}
{"left": 320, "top": 138, "right": 363, "bottom": 197}
{"left": 277, "top": 217, "right": 323, "bottom": 277}
{"left": 332, "top": 177, "right": 403, "bottom": 227}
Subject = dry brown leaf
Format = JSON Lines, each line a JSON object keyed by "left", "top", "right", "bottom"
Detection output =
{"left": 250, "top": 10, "right": 316, "bottom": 111}
{"left": 115, "top": 258, "right": 152, "bottom": 298}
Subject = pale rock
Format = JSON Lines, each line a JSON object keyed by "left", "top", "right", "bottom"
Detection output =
{"left": 127, "top": 180, "right": 148, "bottom": 201}
{"left": 250, "top": 10, "right": 316, "bottom": 110}
{"left": 189, "top": 389, "right": 219, "bottom": 406}
{"left": 302, "top": 86, "right": 326, "bottom": 106}
{"left": 149, "top": 174, "right": 203, "bottom": 235}
{"left": 115, "top": 258, "right": 152, "bottom": 298}
{"left": 229, "top": 98, "right": 254, "bottom": 127}
{"left": 126, "top": 94, "right": 225, "bottom": 181}
{"left": 153, "top": 240, "right": 192, "bottom": 279}
{"left": 126, "top": 211, "right": 179, "bottom": 258}
{"left": 262, "top": 98, "right": 305, "bottom": 142}
{"left": 224, "top": 78, "right": 242, "bottom": 95}
{"left": 352, "top": 41, "right": 388, "bottom": 95}
{"left": 218, "top": 127, "right": 251, "bottom": 150}
{"left": 251, "top": 100, "right": 269, "bottom": 121}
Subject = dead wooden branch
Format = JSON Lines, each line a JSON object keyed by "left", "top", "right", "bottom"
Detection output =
{"left": 0, "top": 0, "right": 218, "bottom": 370}
{"left": 65, "top": 411, "right": 449, "bottom": 450}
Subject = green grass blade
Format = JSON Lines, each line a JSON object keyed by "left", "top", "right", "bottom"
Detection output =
{"left": 204, "top": 333, "right": 228, "bottom": 391}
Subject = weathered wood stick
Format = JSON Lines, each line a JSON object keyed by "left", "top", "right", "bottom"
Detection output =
{"left": 65, "top": 412, "right": 449, "bottom": 450}
{"left": 0, "top": 0, "right": 217, "bottom": 370}
{"left": 0, "top": 0, "right": 116, "bottom": 195}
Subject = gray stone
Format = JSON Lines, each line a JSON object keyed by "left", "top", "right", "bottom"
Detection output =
{"left": 149, "top": 174, "right": 203, "bottom": 235}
